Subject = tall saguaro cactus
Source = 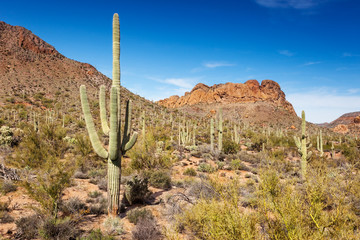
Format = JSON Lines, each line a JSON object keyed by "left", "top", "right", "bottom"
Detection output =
{"left": 294, "top": 110, "right": 312, "bottom": 180}
{"left": 218, "top": 108, "right": 223, "bottom": 152}
{"left": 80, "top": 14, "right": 138, "bottom": 216}
{"left": 210, "top": 118, "right": 214, "bottom": 152}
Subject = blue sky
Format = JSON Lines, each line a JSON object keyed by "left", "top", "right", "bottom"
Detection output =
{"left": 1, "top": 0, "right": 359, "bottom": 123}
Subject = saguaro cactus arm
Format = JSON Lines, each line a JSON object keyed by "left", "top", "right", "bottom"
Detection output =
{"left": 99, "top": 85, "right": 110, "bottom": 135}
{"left": 80, "top": 85, "right": 109, "bottom": 159}
{"left": 121, "top": 100, "right": 138, "bottom": 154}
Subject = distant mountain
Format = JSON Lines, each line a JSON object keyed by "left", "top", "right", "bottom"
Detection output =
{"left": 157, "top": 80, "right": 298, "bottom": 126}
{"left": 323, "top": 111, "right": 360, "bottom": 135}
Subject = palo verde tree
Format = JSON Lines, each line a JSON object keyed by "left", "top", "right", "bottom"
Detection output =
{"left": 80, "top": 13, "right": 138, "bottom": 215}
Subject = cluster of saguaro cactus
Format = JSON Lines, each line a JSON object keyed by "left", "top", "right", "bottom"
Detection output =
{"left": 316, "top": 130, "right": 323, "bottom": 157}
{"left": 294, "top": 110, "right": 312, "bottom": 179}
{"left": 179, "top": 120, "right": 194, "bottom": 146}
{"left": 80, "top": 13, "right": 138, "bottom": 216}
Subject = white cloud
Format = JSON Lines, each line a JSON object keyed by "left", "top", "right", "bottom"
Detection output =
{"left": 144, "top": 76, "right": 203, "bottom": 101}
{"left": 254, "top": 0, "right": 328, "bottom": 9}
{"left": 287, "top": 89, "right": 360, "bottom": 123}
{"left": 203, "top": 62, "right": 236, "bottom": 68}
{"left": 279, "top": 50, "right": 295, "bottom": 56}
{"left": 303, "top": 61, "right": 322, "bottom": 66}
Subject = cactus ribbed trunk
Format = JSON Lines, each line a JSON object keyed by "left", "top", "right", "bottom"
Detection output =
{"left": 107, "top": 159, "right": 121, "bottom": 215}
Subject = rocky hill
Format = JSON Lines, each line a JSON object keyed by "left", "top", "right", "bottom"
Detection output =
{"left": 157, "top": 80, "right": 298, "bottom": 126}
{"left": 0, "top": 21, "right": 149, "bottom": 110}
{"left": 324, "top": 111, "right": 360, "bottom": 135}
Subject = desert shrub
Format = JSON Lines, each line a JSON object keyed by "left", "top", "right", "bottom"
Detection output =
{"left": 270, "top": 148, "right": 286, "bottom": 162}
{"left": 79, "top": 229, "right": 115, "bottom": 240}
{"left": 0, "top": 210, "right": 14, "bottom": 223}
{"left": 74, "top": 134, "right": 92, "bottom": 157}
{"left": 23, "top": 158, "right": 74, "bottom": 218}
{"left": 149, "top": 170, "right": 172, "bottom": 189}
{"left": 129, "top": 131, "right": 174, "bottom": 170}
{"left": 88, "top": 196, "right": 107, "bottom": 216}
{"left": 0, "top": 180, "right": 17, "bottom": 194}
{"left": 127, "top": 208, "right": 154, "bottom": 224}
{"left": 256, "top": 167, "right": 360, "bottom": 239}
{"left": 197, "top": 163, "right": 214, "bottom": 173}
{"left": 39, "top": 217, "right": 80, "bottom": 240}
{"left": 230, "top": 159, "right": 249, "bottom": 171}
{"left": 179, "top": 179, "right": 259, "bottom": 239}
{"left": 216, "top": 161, "right": 225, "bottom": 170}
{"left": 59, "top": 197, "right": 87, "bottom": 216}
{"left": 183, "top": 168, "right": 197, "bottom": 176}
{"left": 9, "top": 125, "right": 69, "bottom": 169}
{"left": 97, "top": 178, "right": 107, "bottom": 191}
{"left": 15, "top": 214, "right": 43, "bottom": 239}
{"left": 88, "top": 190, "right": 102, "bottom": 198}
{"left": 186, "top": 179, "right": 219, "bottom": 200}
{"left": 222, "top": 139, "right": 240, "bottom": 154}
{"left": 103, "top": 216, "right": 123, "bottom": 235}
{"left": 341, "top": 143, "right": 360, "bottom": 164}
{"left": 124, "top": 176, "right": 150, "bottom": 205}
{"left": 74, "top": 170, "right": 89, "bottom": 179}
{"left": 132, "top": 217, "right": 162, "bottom": 240}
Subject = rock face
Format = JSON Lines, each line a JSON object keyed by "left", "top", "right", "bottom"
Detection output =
{"left": 157, "top": 80, "right": 296, "bottom": 115}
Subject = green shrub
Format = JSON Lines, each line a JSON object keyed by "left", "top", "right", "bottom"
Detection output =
{"left": 79, "top": 229, "right": 114, "bottom": 240}
{"left": 88, "top": 191, "right": 102, "bottom": 199}
{"left": 39, "top": 217, "right": 80, "bottom": 240}
{"left": 15, "top": 214, "right": 42, "bottom": 239}
{"left": 183, "top": 168, "right": 197, "bottom": 176}
{"left": 0, "top": 180, "right": 17, "bottom": 194}
{"left": 230, "top": 159, "right": 249, "bottom": 171}
{"left": 23, "top": 158, "right": 74, "bottom": 218}
{"left": 127, "top": 208, "right": 154, "bottom": 225}
{"left": 149, "top": 171, "right": 172, "bottom": 189}
{"left": 197, "top": 163, "right": 214, "bottom": 173}
{"left": 222, "top": 139, "right": 240, "bottom": 154}
{"left": 124, "top": 176, "right": 150, "bottom": 205}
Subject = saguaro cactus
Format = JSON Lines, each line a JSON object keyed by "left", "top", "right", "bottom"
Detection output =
{"left": 80, "top": 13, "right": 138, "bottom": 216}
{"left": 316, "top": 130, "right": 323, "bottom": 157}
{"left": 218, "top": 109, "right": 223, "bottom": 152}
{"left": 294, "top": 110, "right": 312, "bottom": 179}
{"left": 210, "top": 118, "right": 214, "bottom": 152}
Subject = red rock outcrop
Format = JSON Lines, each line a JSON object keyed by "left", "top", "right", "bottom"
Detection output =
{"left": 157, "top": 80, "right": 296, "bottom": 115}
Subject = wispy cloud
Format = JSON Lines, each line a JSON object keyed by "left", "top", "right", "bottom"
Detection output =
{"left": 254, "top": 0, "right": 329, "bottom": 9}
{"left": 343, "top": 52, "right": 360, "bottom": 57}
{"left": 287, "top": 88, "right": 360, "bottom": 123}
{"left": 279, "top": 50, "right": 295, "bottom": 56}
{"left": 148, "top": 76, "right": 202, "bottom": 92}
{"left": 203, "top": 61, "right": 236, "bottom": 68}
{"left": 348, "top": 88, "right": 360, "bottom": 94}
{"left": 302, "top": 61, "right": 322, "bottom": 66}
